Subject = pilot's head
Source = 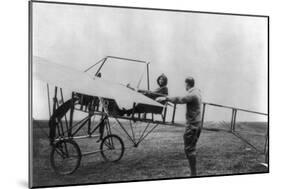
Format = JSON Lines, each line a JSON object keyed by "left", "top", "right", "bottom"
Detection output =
{"left": 157, "top": 74, "right": 168, "bottom": 87}
{"left": 185, "top": 76, "right": 195, "bottom": 91}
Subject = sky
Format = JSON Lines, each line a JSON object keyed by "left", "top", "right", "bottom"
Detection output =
{"left": 32, "top": 2, "right": 268, "bottom": 122}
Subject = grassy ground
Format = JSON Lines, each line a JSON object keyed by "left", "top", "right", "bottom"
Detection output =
{"left": 31, "top": 120, "right": 268, "bottom": 187}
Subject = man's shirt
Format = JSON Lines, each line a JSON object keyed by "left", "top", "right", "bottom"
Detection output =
{"left": 169, "top": 87, "right": 202, "bottom": 124}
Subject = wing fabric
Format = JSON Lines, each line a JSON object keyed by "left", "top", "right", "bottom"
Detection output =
{"left": 33, "top": 56, "right": 163, "bottom": 109}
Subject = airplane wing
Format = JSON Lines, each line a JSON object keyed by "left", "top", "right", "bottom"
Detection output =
{"left": 33, "top": 56, "right": 164, "bottom": 109}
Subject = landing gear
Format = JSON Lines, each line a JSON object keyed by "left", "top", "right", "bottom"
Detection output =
{"left": 100, "top": 134, "right": 124, "bottom": 162}
{"left": 50, "top": 139, "right": 82, "bottom": 175}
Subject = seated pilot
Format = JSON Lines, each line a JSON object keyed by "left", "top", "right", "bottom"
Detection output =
{"left": 123, "top": 74, "right": 169, "bottom": 116}
{"left": 139, "top": 73, "right": 168, "bottom": 100}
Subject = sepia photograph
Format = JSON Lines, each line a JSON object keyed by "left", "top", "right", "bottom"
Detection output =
{"left": 29, "top": 0, "right": 268, "bottom": 188}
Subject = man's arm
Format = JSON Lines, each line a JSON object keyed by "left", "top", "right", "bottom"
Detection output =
{"left": 157, "top": 94, "right": 195, "bottom": 104}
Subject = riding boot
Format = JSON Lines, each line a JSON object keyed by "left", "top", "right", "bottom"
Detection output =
{"left": 188, "top": 155, "right": 197, "bottom": 176}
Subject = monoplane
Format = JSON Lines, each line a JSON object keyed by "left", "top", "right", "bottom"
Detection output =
{"left": 33, "top": 56, "right": 181, "bottom": 175}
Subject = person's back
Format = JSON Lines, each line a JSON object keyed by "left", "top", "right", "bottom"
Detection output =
{"left": 156, "top": 76, "right": 202, "bottom": 176}
{"left": 184, "top": 87, "right": 202, "bottom": 124}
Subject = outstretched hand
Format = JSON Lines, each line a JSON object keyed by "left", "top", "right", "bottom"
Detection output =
{"left": 156, "top": 96, "right": 167, "bottom": 102}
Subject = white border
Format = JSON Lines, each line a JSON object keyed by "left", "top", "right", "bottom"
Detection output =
{"left": 1, "top": 0, "right": 278, "bottom": 189}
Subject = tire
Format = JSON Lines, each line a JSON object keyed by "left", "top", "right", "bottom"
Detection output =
{"left": 100, "top": 134, "right": 124, "bottom": 162}
{"left": 50, "top": 139, "right": 82, "bottom": 175}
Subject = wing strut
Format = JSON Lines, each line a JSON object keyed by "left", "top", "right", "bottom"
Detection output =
{"left": 46, "top": 84, "right": 51, "bottom": 117}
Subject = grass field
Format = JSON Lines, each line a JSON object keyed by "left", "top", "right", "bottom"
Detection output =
{"left": 31, "top": 119, "right": 268, "bottom": 187}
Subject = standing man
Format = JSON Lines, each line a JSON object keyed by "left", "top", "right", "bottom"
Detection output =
{"left": 157, "top": 76, "right": 202, "bottom": 176}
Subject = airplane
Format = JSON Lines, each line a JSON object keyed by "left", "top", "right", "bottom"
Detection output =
{"left": 33, "top": 55, "right": 268, "bottom": 175}
{"left": 33, "top": 56, "right": 179, "bottom": 175}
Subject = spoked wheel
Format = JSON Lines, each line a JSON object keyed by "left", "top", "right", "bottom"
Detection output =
{"left": 100, "top": 134, "right": 124, "bottom": 162}
{"left": 50, "top": 139, "right": 82, "bottom": 175}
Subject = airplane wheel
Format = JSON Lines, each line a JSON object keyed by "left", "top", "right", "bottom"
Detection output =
{"left": 100, "top": 134, "right": 124, "bottom": 162}
{"left": 50, "top": 139, "right": 82, "bottom": 175}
